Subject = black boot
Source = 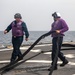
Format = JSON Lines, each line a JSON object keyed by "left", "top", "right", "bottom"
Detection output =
{"left": 10, "top": 59, "right": 15, "bottom": 63}
{"left": 60, "top": 60, "right": 68, "bottom": 67}
{"left": 18, "top": 56, "right": 23, "bottom": 61}
{"left": 48, "top": 66, "right": 57, "bottom": 71}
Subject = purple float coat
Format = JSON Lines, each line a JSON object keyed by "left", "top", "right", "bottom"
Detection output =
{"left": 51, "top": 18, "right": 69, "bottom": 37}
{"left": 12, "top": 21, "right": 24, "bottom": 37}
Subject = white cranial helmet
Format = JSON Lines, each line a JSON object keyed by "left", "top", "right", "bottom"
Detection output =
{"left": 52, "top": 12, "right": 61, "bottom": 18}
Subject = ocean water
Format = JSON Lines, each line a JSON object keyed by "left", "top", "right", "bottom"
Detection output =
{"left": 0, "top": 31, "right": 75, "bottom": 46}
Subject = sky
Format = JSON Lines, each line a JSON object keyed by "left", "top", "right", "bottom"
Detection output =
{"left": 0, "top": 0, "right": 75, "bottom": 31}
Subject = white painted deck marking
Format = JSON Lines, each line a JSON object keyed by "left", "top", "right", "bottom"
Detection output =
{"left": 43, "top": 52, "right": 75, "bottom": 59}
{"left": 31, "top": 49, "right": 41, "bottom": 52}
{"left": 0, "top": 49, "right": 12, "bottom": 51}
{"left": 43, "top": 52, "right": 52, "bottom": 54}
{"left": 20, "top": 47, "right": 29, "bottom": 50}
{"left": 0, "top": 60, "right": 75, "bottom": 66}
{"left": 0, "top": 44, "right": 50, "bottom": 52}
{"left": 0, "top": 60, "right": 10, "bottom": 63}
{"left": 68, "top": 62, "right": 75, "bottom": 65}
{"left": 64, "top": 54, "right": 75, "bottom": 58}
{"left": 26, "top": 60, "right": 52, "bottom": 63}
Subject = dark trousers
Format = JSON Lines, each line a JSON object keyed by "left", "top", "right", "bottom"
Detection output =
{"left": 11, "top": 36, "right": 23, "bottom": 61}
{"left": 51, "top": 37, "right": 66, "bottom": 67}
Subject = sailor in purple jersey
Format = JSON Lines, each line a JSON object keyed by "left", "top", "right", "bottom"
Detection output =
{"left": 48, "top": 12, "right": 69, "bottom": 71}
{"left": 4, "top": 13, "right": 29, "bottom": 62}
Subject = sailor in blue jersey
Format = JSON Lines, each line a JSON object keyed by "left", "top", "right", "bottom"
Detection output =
{"left": 4, "top": 13, "right": 29, "bottom": 62}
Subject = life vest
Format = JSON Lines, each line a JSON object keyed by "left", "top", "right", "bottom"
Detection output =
{"left": 12, "top": 21, "right": 24, "bottom": 37}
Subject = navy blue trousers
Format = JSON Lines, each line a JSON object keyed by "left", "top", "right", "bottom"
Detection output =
{"left": 11, "top": 36, "right": 23, "bottom": 61}
{"left": 51, "top": 37, "right": 66, "bottom": 67}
